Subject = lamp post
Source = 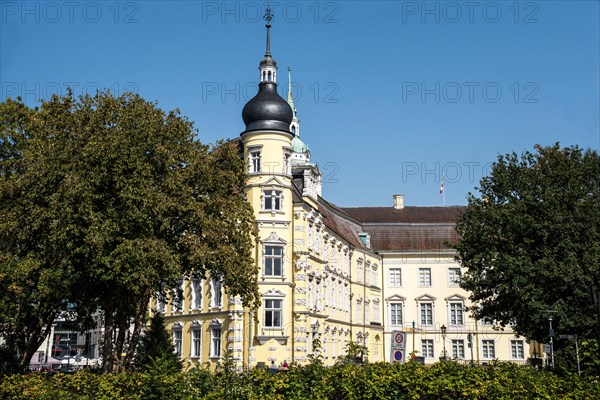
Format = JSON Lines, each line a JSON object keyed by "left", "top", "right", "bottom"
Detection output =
{"left": 548, "top": 315, "right": 555, "bottom": 369}
{"left": 441, "top": 325, "right": 447, "bottom": 361}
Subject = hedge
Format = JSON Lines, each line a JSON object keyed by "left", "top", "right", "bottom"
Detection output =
{"left": 1, "top": 361, "right": 599, "bottom": 399}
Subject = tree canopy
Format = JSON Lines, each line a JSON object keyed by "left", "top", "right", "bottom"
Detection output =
{"left": 0, "top": 92, "right": 258, "bottom": 372}
{"left": 454, "top": 144, "right": 600, "bottom": 342}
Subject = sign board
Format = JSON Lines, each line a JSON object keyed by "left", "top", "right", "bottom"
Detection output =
{"left": 559, "top": 334, "right": 575, "bottom": 340}
{"left": 543, "top": 344, "right": 551, "bottom": 354}
{"left": 393, "top": 350, "right": 404, "bottom": 362}
{"left": 391, "top": 331, "right": 406, "bottom": 349}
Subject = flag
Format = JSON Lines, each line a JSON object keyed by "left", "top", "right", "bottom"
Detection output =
{"left": 439, "top": 176, "right": 444, "bottom": 194}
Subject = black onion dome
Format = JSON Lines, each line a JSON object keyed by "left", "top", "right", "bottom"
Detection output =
{"left": 242, "top": 82, "right": 293, "bottom": 134}
{"left": 260, "top": 54, "right": 277, "bottom": 68}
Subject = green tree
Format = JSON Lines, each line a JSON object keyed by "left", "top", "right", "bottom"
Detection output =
{"left": 134, "top": 311, "right": 181, "bottom": 373}
{"left": 454, "top": 144, "right": 600, "bottom": 343}
{"left": 0, "top": 92, "right": 259, "bottom": 372}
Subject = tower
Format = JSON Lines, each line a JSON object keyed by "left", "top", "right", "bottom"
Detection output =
{"left": 240, "top": 6, "right": 296, "bottom": 366}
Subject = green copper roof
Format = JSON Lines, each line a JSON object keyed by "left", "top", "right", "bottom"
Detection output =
{"left": 291, "top": 135, "right": 309, "bottom": 153}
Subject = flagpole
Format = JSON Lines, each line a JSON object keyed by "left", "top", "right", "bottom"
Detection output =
{"left": 440, "top": 174, "right": 446, "bottom": 207}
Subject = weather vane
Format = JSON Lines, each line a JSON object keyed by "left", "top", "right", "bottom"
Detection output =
{"left": 264, "top": 6, "right": 273, "bottom": 25}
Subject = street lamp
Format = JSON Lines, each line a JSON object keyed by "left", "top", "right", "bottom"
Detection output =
{"left": 548, "top": 315, "right": 555, "bottom": 369}
{"left": 441, "top": 325, "right": 447, "bottom": 360}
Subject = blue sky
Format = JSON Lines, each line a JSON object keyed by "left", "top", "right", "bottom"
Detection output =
{"left": 2, "top": 1, "right": 599, "bottom": 206}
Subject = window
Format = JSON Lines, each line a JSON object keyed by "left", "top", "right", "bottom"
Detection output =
{"left": 451, "top": 339, "right": 465, "bottom": 359}
{"left": 356, "top": 300, "right": 363, "bottom": 324}
{"left": 263, "top": 189, "right": 283, "bottom": 211}
{"left": 283, "top": 151, "right": 291, "bottom": 174}
{"left": 365, "top": 265, "right": 371, "bottom": 285}
{"left": 372, "top": 301, "right": 380, "bottom": 323}
{"left": 448, "top": 268, "right": 461, "bottom": 286}
{"left": 511, "top": 340, "right": 525, "bottom": 359}
{"left": 390, "top": 303, "right": 403, "bottom": 325}
{"left": 307, "top": 280, "right": 314, "bottom": 309}
{"left": 331, "top": 280, "right": 336, "bottom": 309}
{"left": 365, "top": 302, "right": 371, "bottom": 324}
{"left": 482, "top": 340, "right": 495, "bottom": 359}
{"left": 264, "top": 245, "right": 283, "bottom": 276}
{"left": 389, "top": 268, "right": 402, "bottom": 287}
{"left": 173, "top": 329, "right": 182, "bottom": 358}
{"left": 249, "top": 148, "right": 261, "bottom": 173}
{"left": 357, "top": 262, "right": 363, "bottom": 283}
{"left": 156, "top": 293, "right": 166, "bottom": 313}
{"left": 191, "top": 328, "right": 201, "bottom": 358}
{"left": 371, "top": 266, "right": 378, "bottom": 287}
{"left": 264, "top": 299, "right": 282, "bottom": 328}
{"left": 211, "top": 327, "right": 222, "bottom": 358}
{"left": 450, "top": 303, "right": 464, "bottom": 326}
{"left": 171, "top": 280, "right": 184, "bottom": 312}
{"left": 420, "top": 302, "right": 433, "bottom": 325}
{"left": 191, "top": 279, "right": 202, "bottom": 310}
{"left": 210, "top": 277, "right": 222, "bottom": 308}
{"left": 422, "top": 339, "right": 434, "bottom": 358}
{"left": 419, "top": 268, "right": 431, "bottom": 286}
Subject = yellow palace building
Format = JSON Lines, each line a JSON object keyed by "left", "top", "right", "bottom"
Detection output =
{"left": 159, "top": 18, "right": 534, "bottom": 370}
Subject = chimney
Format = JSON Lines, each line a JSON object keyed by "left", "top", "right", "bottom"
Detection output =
{"left": 393, "top": 194, "right": 404, "bottom": 209}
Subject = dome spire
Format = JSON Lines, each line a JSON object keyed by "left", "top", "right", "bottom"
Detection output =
{"left": 264, "top": 6, "right": 272, "bottom": 56}
{"left": 287, "top": 65, "right": 300, "bottom": 136}
{"left": 241, "top": 7, "right": 293, "bottom": 135}
{"left": 259, "top": 7, "right": 277, "bottom": 83}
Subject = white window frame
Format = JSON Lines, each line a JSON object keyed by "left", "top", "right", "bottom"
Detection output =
{"left": 419, "top": 268, "right": 432, "bottom": 286}
{"left": 448, "top": 268, "right": 461, "bottom": 287}
{"left": 191, "top": 326, "right": 201, "bottom": 358}
{"left": 210, "top": 326, "right": 222, "bottom": 359}
{"left": 156, "top": 292, "right": 166, "bottom": 313}
{"left": 372, "top": 299, "right": 380, "bottom": 323}
{"left": 263, "top": 189, "right": 283, "bottom": 212}
{"left": 191, "top": 279, "right": 202, "bottom": 310}
{"left": 263, "top": 298, "right": 283, "bottom": 329}
{"left": 173, "top": 328, "right": 182, "bottom": 358}
{"left": 389, "top": 268, "right": 402, "bottom": 287}
{"left": 371, "top": 265, "right": 378, "bottom": 287}
{"left": 263, "top": 245, "right": 284, "bottom": 277}
{"left": 451, "top": 339, "right": 465, "bottom": 359}
{"left": 420, "top": 302, "right": 434, "bottom": 326}
{"left": 482, "top": 339, "right": 495, "bottom": 359}
{"left": 171, "top": 280, "right": 184, "bottom": 313}
{"left": 283, "top": 150, "right": 291, "bottom": 175}
{"left": 421, "top": 339, "right": 434, "bottom": 358}
{"left": 357, "top": 261, "right": 364, "bottom": 283}
{"left": 449, "top": 302, "right": 464, "bottom": 326}
{"left": 248, "top": 147, "right": 262, "bottom": 173}
{"left": 511, "top": 340, "right": 525, "bottom": 359}
{"left": 390, "top": 302, "right": 403, "bottom": 326}
{"left": 210, "top": 276, "right": 223, "bottom": 308}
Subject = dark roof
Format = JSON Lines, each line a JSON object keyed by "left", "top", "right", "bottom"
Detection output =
{"left": 342, "top": 206, "right": 465, "bottom": 251}
{"left": 241, "top": 82, "right": 293, "bottom": 134}
{"left": 341, "top": 206, "right": 464, "bottom": 224}
{"left": 362, "top": 224, "right": 459, "bottom": 251}
{"left": 318, "top": 197, "right": 372, "bottom": 252}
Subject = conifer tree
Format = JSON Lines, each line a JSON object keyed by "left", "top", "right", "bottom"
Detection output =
{"left": 134, "top": 311, "right": 182, "bottom": 373}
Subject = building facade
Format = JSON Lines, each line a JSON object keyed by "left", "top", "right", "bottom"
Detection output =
{"left": 159, "top": 19, "right": 532, "bottom": 370}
